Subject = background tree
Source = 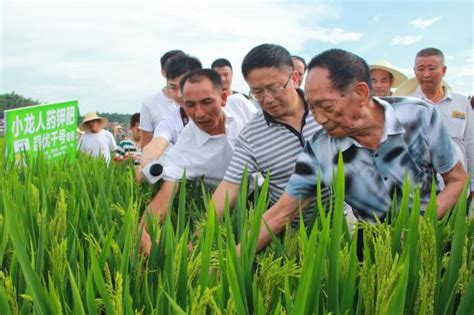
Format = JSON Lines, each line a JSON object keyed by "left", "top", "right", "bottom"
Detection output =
{"left": 0, "top": 92, "right": 41, "bottom": 119}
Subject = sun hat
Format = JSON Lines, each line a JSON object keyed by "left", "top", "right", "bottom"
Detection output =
{"left": 393, "top": 78, "right": 452, "bottom": 96}
{"left": 369, "top": 60, "right": 408, "bottom": 88}
{"left": 78, "top": 112, "right": 108, "bottom": 132}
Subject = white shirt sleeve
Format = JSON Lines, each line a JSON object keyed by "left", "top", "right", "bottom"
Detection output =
{"left": 140, "top": 101, "right": 154, "bottom": 132}
{"left": 106, "top": 131, "right": 117, "bottom": 151}
{"left": 153, "top": 109, "right": 181, "bottom": 145}
{"left": 226, "top": 94, "right": 258, "bottom": 122}
{"left": 160, "top": 148, "right": 188, "bottom": 181}
{"left": 464, "top": 101, "right": 474, "bottom": 191}
{"left": 77, "top": 136, "right": 84, "bottom": 150}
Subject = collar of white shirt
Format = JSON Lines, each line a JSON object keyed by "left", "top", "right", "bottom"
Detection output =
{"left": 191, "top": 109, "right": 235, "bottom": 148}
{"left": 414, "top": 85, "right": 453, "bottom": 102}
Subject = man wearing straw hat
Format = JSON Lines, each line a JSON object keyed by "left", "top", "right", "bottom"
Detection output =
{"left": 77, "top": 112, "right": 117, "bottom": 163}
{"left": 369, "top": 60, "right": 407, "bottom": 97}
{"left": 401, "top": 48, "right": 473, "bottom": 199}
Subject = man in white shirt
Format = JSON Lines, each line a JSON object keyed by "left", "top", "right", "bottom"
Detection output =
{"left": 153, "top": 92, "right": 256, "bottom": 148}
{"left": 138, "top": 58, "right": 257, "bottom": 180}
{"left": 137, "top": 55, "right": 202, "bottom": 181}
{"left": 291, "top": 55, "right": 306, "bottom": 88}
{"left": 77, "top": 112, "right": 117, "bottom": 163}
{"left": 140, "top": 50, "right": 185, "bottom": 147}
{"left": 211, "top": 58, "right": 259, "bottom": 112}
{"left": 140, "top": 69, "right": 256, "bottom": 254}
{"left": 409, "top": 47, "right": 473, "bottom": 198}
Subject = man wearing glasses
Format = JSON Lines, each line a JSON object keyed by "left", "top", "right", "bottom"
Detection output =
{"left": 212, "top": 44, "right": 323, "bottom": 225}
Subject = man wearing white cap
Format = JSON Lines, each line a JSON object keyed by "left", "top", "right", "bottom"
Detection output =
{"left": 77, "top": 112, "right": 117, "bottom": 163}
{"left": 369, "top": 60, "right": 407, "bottom": 97}
{"left": 407, "top": 47, "right": 473, "bottom": 199}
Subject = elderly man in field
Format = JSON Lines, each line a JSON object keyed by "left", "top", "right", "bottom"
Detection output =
{"left": 140, "top": 69, "right": 256, "bottom": 255}
{"left": 250, "top": 49, "right": 467, "bottom": 253}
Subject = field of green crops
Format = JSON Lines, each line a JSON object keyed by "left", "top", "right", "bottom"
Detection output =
{"left": 0, "top": 141, "right": 473, "bottom": 314}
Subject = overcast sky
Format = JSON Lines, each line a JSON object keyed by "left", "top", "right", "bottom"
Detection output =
{"left": 1, "top": 0, "right": 473, "bottom": 114}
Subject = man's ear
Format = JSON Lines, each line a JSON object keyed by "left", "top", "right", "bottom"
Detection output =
{"left": 290, "top": 70, "right": 299, "bottom": 87}
{"left": 353, "top": 82, "right": 370, "bottom": 103}
{"left": 221, "top": 91, "right": 228, "bottom": 107}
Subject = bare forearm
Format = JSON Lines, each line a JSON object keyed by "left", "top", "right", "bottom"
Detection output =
{"left": 254, "top": 193, "right": 305, "bottom": 252}
{"left": 141, "top": 137, "right": 169, "bottom": 166}
{"left": 255, "top": 209, "right": 296, "bottom": 252}
{"left": 141, "top": 131, "right": 153, "bottom": 148}
{"left": 212, "top": 180, "right": 240, "bottom": 220}
{"left": 145, "top": 181, "right": 179, "bottom": 224}
{"left": 437, "top": 162, "right": 468, "bottom": 218}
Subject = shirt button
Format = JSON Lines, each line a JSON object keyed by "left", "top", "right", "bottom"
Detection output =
{"left": 375, "top": 153, "right": 379, "bottom": 158}
{"left": 383, "top": 176, "right": 388, "bottom": 181}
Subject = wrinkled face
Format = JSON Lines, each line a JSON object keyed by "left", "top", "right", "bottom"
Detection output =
{"left": 292, "top": 59, "right": 306, "bottom": 87}
{"left": 305, "top": 68, "right": 363, "bottom": 138}
{"left": 370, "top": 69, "right": 393, "bottom": 97}
{"left": 167, "top": 75, "right": 185, "bottom": 105}
{"left": 246, "top": 67, "right": 298, "bottom": 119}
{"left": 213, "top": 66, "right": 233, "bottom": 92}
{"left": 182, "top": 78, "right": 226, "bottom": 135}
{"left": 414, "top": 55, "right": 446, "bottom": 93}
{"left": 87, "top": 120, "right": 101, "bottom": 133}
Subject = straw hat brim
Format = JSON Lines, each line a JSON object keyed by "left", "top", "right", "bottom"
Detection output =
{"left": 393, "top": 78, "right": 452, "bottom": 96}
{"left": 369, "top": 64, "right": 408, "bottom": 88}
{"left": 78, "top": 116, "right": 108, "bottom": 132}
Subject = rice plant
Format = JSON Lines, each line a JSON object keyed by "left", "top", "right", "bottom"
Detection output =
{"left": 0, "top": 142, "right": 473, "bottom": 314}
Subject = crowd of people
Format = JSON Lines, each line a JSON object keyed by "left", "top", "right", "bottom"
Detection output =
{"left": 77, "top": 44, "right": 473, "bottom": 256}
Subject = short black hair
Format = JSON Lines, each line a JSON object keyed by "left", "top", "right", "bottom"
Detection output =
{"left": 241, "top": 44, "right": 293, "bottom": 79}
{"left": 211, "top": 58, "right": 232, "bottom": 70}
{"left": 130, "top": 113, "right": 140, "bottom": 128}
{"left": 160, "top": 50, "right": 185, "bottom": 69}
{"left": 179, "top": 69, "right": 223, "bottom": 93}
{"left": 308, "top": 49, "right": 373, "bottom": 94}
{"left": 165, "top": 55, "right": 202, "bottom": 80}
{"left": 415, "top": 47, "right": 445, "bottom": 66}
{"left": 292, "top": 55, "right": 307, "bottom": 71}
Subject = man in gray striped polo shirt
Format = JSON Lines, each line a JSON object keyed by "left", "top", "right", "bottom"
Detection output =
{"left": 212, "top": 44, "right": 322, "bottom": 223}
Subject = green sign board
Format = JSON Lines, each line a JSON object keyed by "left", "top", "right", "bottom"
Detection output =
{"left": 4, "top": 100, "right": 79, "bottom": 162}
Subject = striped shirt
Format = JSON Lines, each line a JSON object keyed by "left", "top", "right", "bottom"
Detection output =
{"left": 115, "top": 139, "right": 141, "bottom": 165}
{"left": 224, "top": 90, "right": 322, "bottom": 215}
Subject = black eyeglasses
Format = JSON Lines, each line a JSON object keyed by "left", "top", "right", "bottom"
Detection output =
{"left": 249, "top": 74, "right": 293, "bottom": 102}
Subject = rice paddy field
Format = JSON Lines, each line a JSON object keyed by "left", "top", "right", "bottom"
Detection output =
{"left": 0, "top": 139, "right": 473, "bottom": 314}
